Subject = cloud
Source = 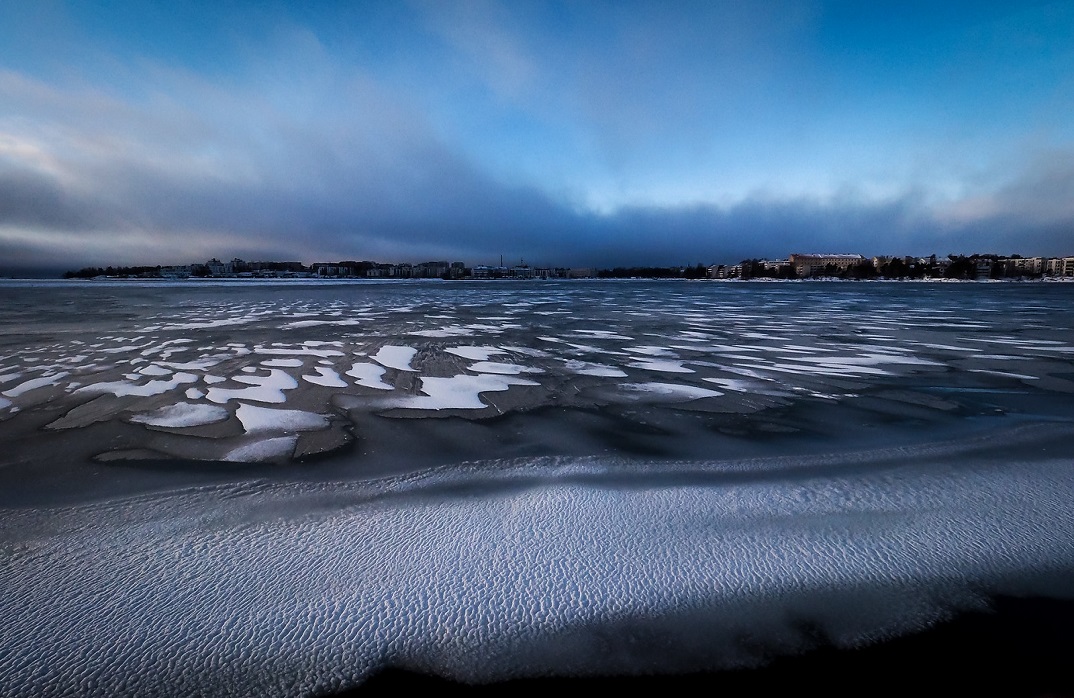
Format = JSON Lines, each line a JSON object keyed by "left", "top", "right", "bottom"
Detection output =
{"left": 0, "top": 11, "right": 1072, "bottom": 276}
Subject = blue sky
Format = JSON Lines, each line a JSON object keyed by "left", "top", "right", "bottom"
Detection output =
{"left": 1, "top": 0, "right": 1072, "bottom": 271}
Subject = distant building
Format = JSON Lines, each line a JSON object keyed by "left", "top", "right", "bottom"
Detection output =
{"left": 707, "top": 264, "right": 729, "bottom": 279}
{"left": 788, "top": 253, "right": 866, "bottom": 278}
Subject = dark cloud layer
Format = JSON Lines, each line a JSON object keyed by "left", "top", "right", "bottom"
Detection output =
{"left": 2, "top": 136, "right": 1072, "bottom": 272}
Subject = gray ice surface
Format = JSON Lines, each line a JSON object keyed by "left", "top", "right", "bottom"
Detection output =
{"left": 1, "top": 279, "right": 1074, "bottom": 695}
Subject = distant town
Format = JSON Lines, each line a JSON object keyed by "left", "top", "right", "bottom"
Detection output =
{"left": 61, "top": 251, "right": 1074, "bottom": 281}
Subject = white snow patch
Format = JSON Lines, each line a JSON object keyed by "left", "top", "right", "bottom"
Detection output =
{"left": 262, "top": 358, "right": 304, "bottom": 368}
{"left": 967, "top": 369, "right": 1040, "bottom": 380}
{"left": 570, "top": 330, "right": 634, "bottom": 340}
{"left": 205, "top": 369, "right": 298, "bottom": 404}
{"left": 185, "top": 387, "right": 205, "bottom": 399}
{"left": 445, "top": 346, "right": 506, "bottom": 361}
{"left": 222, "top": 436, "right": 297, "bottom": 462}
{"left": 283, "top": 319, "right": 361, "bottom": 329}
{"left": 76, "top": 373, "right": 197, "bottom": 398}
{"left": 390, "top": 374, "right": 539, "bottom": 410}
{"left": 562, "top": 360, "right": 628, "bottom": 378}
{"left": 409, "top": 327, "right": 472, "bottom": 338}
{"left": 625, "top": 346, "right": 678, "bottom": 357}
{"left": 619, "top": 382, "right": 724, "bottom": 400}
{"left": 130, "top": 403, "right": 229, "bottom": 428}
{"left": 346, "top": 363, "right": 394, "bottom": 390}
{"left": 303, "top": 367, "right": 348, "bottom": 388}
{"left": 255, "top": 346, "right": 344, "bottom": 358}
{"left": 235, "top": 403, "right": 329, "bottom": 434}
{"left": 468, "top": 362, "right": 544, "bottom": 375}
{"left": 703, "top": 377, "right": 788, "bottom": 395}
{"left": 2, "top": 372, "right": 71, "bottom": 398}
{"left": 158, "top": 357, "right": 227, "bottom": 371}
{"left": 136, "top": 364, "right": 173, "bottom": 377}
{"left": 501, "top": 346, "right": 551, "bottom": 358}
{"left": 627, "top": 359, "right": 694, "bottom": 373}
{"left": 373, "top": 345, "right": 417, "bottom": 371}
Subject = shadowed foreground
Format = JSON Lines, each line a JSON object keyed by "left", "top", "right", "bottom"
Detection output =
{"left": 345, "top": 596, "right": 1074, "bottom": 697}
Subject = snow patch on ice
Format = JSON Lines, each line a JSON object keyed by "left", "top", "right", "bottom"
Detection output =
{"left": 626, "top": 346, "right": 678, "bottom": 357}
{"left": 137, "top": 364, "right": 173, "bottom": 377}
{"left": 627, "top": 359, "right": 694, "bottom": 373}
{"left": 346, "top": 363, "right": 394, "bottom": 390}
{"left": 468, "top": 362, "right": 544, "bottom": 375}
{"left": 445, "top": 346, "right": 506, "bottom": 361}
{"left": 390, "top": 374, "right": 539, "bottom": 410}
{"left": 205, "top": 369, "right": 298, "bottom": 404}
{"left": 262, "top": 358, "right": 304, "bottom": 368}
{"left": 235, "top": 403, "right": 329, "bottom": 434}
{"left": 223, "top": 436, "right": 297, "bottom": 462}
{"left": 3, "top": 372, "right": 70, "bottom": 397}
{"left": 619, "top": 382, "right": 724, "bottom": 400}
{"left": 303, "top": 367, "right": 348, "bottom": 388}
{"left": 562, "top": 360, "right": 628, "bottom": 378}
{"left": 130, "top": 403, "right": 229, "bottom": 428}
{"left": 373, "top": 346, "right": 417, "bottom": 371}
{"left": 76, "top": 373, "right": 195, "bottom": 398}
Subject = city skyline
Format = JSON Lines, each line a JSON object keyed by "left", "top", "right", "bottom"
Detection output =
{"left": 2, "top": 2, "right": 1073, "bottom": 274}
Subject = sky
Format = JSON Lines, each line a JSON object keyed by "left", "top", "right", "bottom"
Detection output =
{"left": 1, "top": 0, "right": 1073, "bottom": 273}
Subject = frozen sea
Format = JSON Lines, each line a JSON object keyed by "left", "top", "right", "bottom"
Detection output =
{"left": 1, "top": 278, "right": 1074, "bottom": 695}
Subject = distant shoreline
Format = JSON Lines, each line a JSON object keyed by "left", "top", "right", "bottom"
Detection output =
{"left": 5, "top": 275, "right": 1072, "bottom": 284}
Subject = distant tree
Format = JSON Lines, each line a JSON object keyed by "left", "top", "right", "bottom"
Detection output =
{"left": 683, "top": 263, "right": 707, "bottom": 279}
{"left": 846, "top": 261, "right": 878, "bottom": 279}
{"left": 880, "top": 257, "right": 909, "bottom": 278}
{"left": 945, "top": 255, "right": 975, "bottom": 280}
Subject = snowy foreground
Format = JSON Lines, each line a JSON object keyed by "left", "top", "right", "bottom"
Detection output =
{"left": 1, "top": 279, "right": 1074, "bottom": 695}
{"left": 3, "top": 434, "right": 1074, "bottom": 696}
